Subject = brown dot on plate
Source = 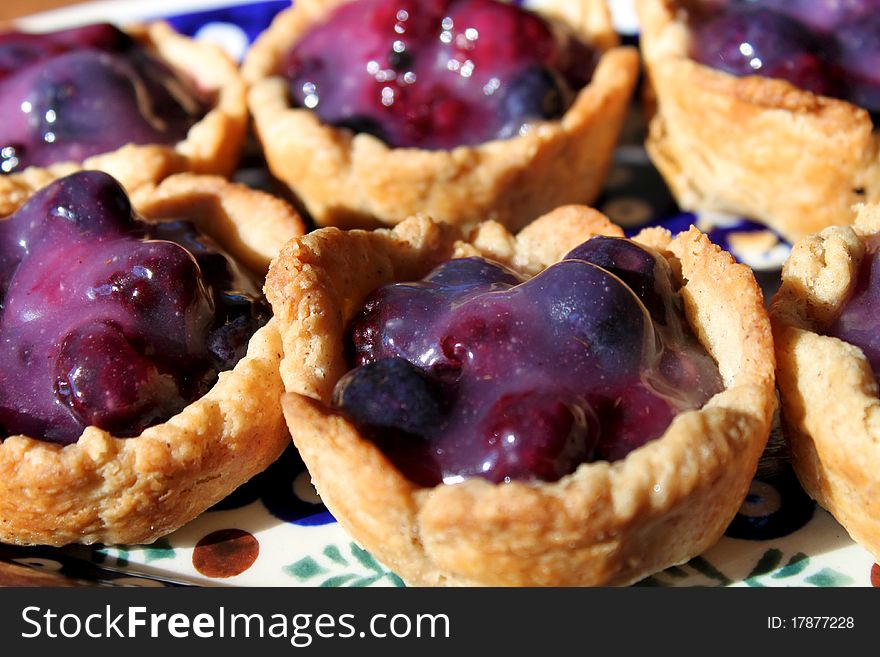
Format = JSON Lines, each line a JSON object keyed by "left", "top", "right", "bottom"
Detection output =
{"left": 871, "top": 563, "right": 880, "bottom": 588}
{"left": 192, "top": 528, "right": 259, "bottom": 578}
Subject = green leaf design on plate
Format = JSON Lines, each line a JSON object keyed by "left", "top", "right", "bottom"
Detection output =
{"left": 349, "top": 543, "right": 384, "bottom": 573}
{"left": 745, "top": 549, "right": 784, "bottom": 586}
{"left": 733, "top": 550, "right": 854, "bottom": 587}
{"left": 323, "top": 545, "right": 349, "bottom": 566}
{"left": 687, "top": 556, "right": 732, "bottom": 586}
{"left": 284, "top": 556, "right": 326, "bottom": 580}
{"left": 748, "top": 549, "right": 783, "bottom": 578}
{"left": 633, "top": 576, "right": 668, "bottom": 587}
{"left": 320, "top": 574, "right": 357, "bottom": 588}
{"left": 93, "top": 546, "right": 130, "bottom": 568}
{"left": 771, "top": 553, "right": 809, "bottom": 579}
{"left": 142, "top": 538, "right": 176, "bottom": 563}
{"left": 91, "top": 546, "right": 107, "bottom": 565}
{"left": 350, "top": 574, "right": 384, "bottom": 588}
{"left": 283, "top": 543, "right": 405, "bottom": 587}
{"left": 664, "top": 566, "right": 688, "bottom": 579}
{"left": 804, "top": 568, "right": 854, "bottom": 587}
{"left": 385, "top": 572, "right": 406, "bottom": 587}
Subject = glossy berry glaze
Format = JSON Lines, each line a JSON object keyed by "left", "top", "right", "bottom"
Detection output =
{"left": 689, "top": 0, "right": 880, "bottom": 114}
{"left": 0, "top": 23, "right": 207, "bottom": 174}
{"left": 282, "top": 0, "right": 597, "bottom": 149}
{"left": 333, "top": 238, "right": 723, "bottom": 487}
{"left": 0, "top": 171, "right": 269, "bottom": 445}
{"left": 828, "top": 235, "right": 880, "bottom": 377}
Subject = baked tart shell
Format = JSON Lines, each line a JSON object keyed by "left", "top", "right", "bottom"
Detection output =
{"left": 266, "top": 207, "right": 776, "bottom": 586}
{"left": 637, "top": 0, "right": 880, "bottom": 242}
{"left": 242, "top": 0, "right": 639, "bottom": 231}
{"left": 0, "top": 21, "right": 249, "bottom": 217}
{"left": 0, "top": 174, "right": 306, "bottom": 547}
{"left": 770, "top": 203, "right": 880, "bottom": 561}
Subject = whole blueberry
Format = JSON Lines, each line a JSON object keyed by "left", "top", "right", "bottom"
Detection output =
{"left": 833, "top": 14, "right": 880, "bottom": 113}
{"left": 472, "top": 391, "right": 598, "bottom": 483}
{"left": 565, "top": 237, "right": 677, "bottom": 325}
{"left": 751, "top": 0, "right": 876, "bottom": 35}
{"left": 423, "top": 257, "right": 522, "bottom": 289}
{"left": 691, "top": 7, "right": 835, "bottom": 96}
{"left": 526, "top": 260, "right": 656, "bottom": 377}
{"left": 54, "top": 321, "right": 183, "bottom": 436}
{"left": 497, "top": 67, "right": 571, "bottom": 138}
{"left": 333, "top": 357, "right": 447, "bottom": 437}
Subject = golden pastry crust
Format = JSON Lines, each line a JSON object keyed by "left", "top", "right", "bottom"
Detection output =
{"left": 266, "top": 206, "right": 776, "bottom": 586}
{"left": 0, "top": 21, "right": 248, "bottom": 217}
{"left": 0, "top": 176, "right": 306, "bottom": 547}
{"left": 242, "top": 0, "right": 639, "bottom": 231}
{"left": 130, "top": 173, "right": 307, "bottom": 275}
{"left": 637, "top": 0, "right": 880, "bottom": 242}
{"left": 769, "top": 203, "right": 880, "bottom": 561}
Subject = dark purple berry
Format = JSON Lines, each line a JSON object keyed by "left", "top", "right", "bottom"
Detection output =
{"left": 829, "top": 234, "right": 880, "bottom": 375}
{"left": 423, "top": 256, "right": 521, "bottom": 289}
{"left": 282, "top": 0, "right": 594, "bottom": 149}
{"left": 474, "top": 392, "right": 598, "bottom": 483}
{"left": 54, "top": 321, "right": 182, "bottom": 436}
{"left": 0, "top": 170, "right": 267, "bottom": 444}
{"left": 334, "top": 241, "right": 723, "bottom": 485}
{"left": 691, "top": 7, "right": 835, "bottom": 96}
{"left": 595, "top": 383, "right": 678, "bottom": 462}
{"left": 526, "top": 260, "right": 656, "bottom": 377}
{"left": 333, "top": 357, "right": 446, "bottom": 436}
{"left": 0, "top": 23, "right": 205, "bottom": 172}
{"left": 833, "top": 14, "right": 880, "bottom": 113}
{"left": 498, "top": 67, "right": 571, "bottom": 138}
{"left": 565, "top": 236, "right": 677, "bottom": 325}
{"left": 752, "top": 0, "right": 876, "bottom": 35}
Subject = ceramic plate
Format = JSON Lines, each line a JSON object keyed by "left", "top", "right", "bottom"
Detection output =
{"left": 1, "top": 0, "right": 877, "bottom": 588}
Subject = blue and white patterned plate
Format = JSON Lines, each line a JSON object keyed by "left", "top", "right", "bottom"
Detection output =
{"left": 2, "top": 0, "right": 876, "bottom": 588}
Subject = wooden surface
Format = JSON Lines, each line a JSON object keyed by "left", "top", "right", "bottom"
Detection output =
{"left": 0, "top": 0, "right": 89, "bottom": 23}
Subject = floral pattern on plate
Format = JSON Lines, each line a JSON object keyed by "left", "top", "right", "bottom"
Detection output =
{"left": 1, "top": 0, "right": 876, "bottom": 588}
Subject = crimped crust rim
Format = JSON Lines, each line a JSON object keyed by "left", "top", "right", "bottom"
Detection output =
{"left": 267, "top": 207, "right": 776, "bottom": 586}
{"left": 636, "top": 0, "right": 880, "bottom": 241}
{"left": 0, "top": 175, "right": 305, "bottom": 547}
{"left": 769, "top": 204, "right": 880, "bottom": 560}
{"left": 242, "top": 0, "right": 639, "bottom": 230}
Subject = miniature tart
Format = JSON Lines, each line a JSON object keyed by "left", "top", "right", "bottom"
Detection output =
{"left": 242, "top": 0, "right": 638, "bottom": 230}
{"left": 266, "top": 206, "right": 776, "bottom": 586}
{"left": 0, "top": 170, "right": 305, "bottom": 546}
{"left": 0, "top": 21, "right": 248, "bottom": 217}
{"left": 769, "top": 203, "right": 880, "bottom": 561}
{"left": 637, "top": 0, "right": 880, "bottom": 242}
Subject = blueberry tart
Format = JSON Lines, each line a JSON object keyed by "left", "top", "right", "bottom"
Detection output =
{"left": 637, "top": 0, "right": 880, "bottom": 242}
{"left": 0, "top": 21, "right": 248, "bottom": 216}
{"left": 266, "top": 207, "right": 776, "bottom": 586}
{"left": 242, "top": 0, "right": 638, "bottom": 230}
{"left": 770, "top": 203, "right": 880, "bottom": 560}
{"left": 0, "top": 170, "right": 304, "bottom": 546}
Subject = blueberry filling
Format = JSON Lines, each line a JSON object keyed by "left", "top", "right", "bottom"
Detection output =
{"left": 0, "top": 170, "right": 269, "bottom": 444}
{"left": 282, "top": 0, "right": 597, "bottom": 150}
{"left": 828, "top": 234, "right": 880, "bottom": 376}
{"left": 334, "top": 238, "right": 723, "bottom": 487}
{"left": 689, "top": 0, "right": 880, "bottom": 114}
{"left": 0, "top": 23, "right": 208, "bottom": 174}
